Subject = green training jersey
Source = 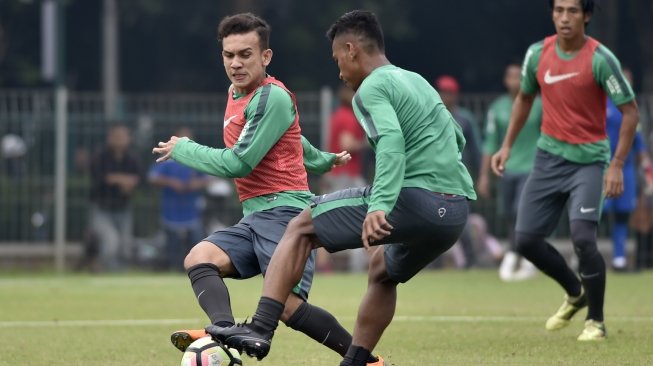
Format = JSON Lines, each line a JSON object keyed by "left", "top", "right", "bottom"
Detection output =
{"left": 352, "top": 64, "right": 476, "bottom": 215}
{"left": 172, "top": 83, "right": 335, "bottom": 216}
{"left": 483, "top": 94, "right": 542, "bottom": 173}
{"left": 521, "top": 38, "right": 635, "bottom": 163}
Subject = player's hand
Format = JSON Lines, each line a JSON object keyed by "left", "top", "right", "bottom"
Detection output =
{"left": 491, "top": 147, "right": 511, "bottom": 177}
{"left": 604, "top": 161, "right": 624, "bottom": 198}
{"left": 152, "top": 136, "right": 180, "bottom": 163}
{"left": 362, "top": 210, "right": 393, "bottom": 249}
{"left": 333, "top": 151, "right": 351, "bottom": 167}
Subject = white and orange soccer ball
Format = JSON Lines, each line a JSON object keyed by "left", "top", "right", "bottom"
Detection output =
{"left": 180, "top": 336, "right": 242, "bottom": 366}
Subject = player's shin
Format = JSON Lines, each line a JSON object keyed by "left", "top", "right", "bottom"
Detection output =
{"left": 286, "top": 301, "right": 351, "bottom": 356}
{"left": 187, "top": 263, "right": 235, "bottom": 327}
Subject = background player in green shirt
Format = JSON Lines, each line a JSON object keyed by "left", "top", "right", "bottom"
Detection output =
{"left": 478, "top": 62, "right": 542, "bottom": 281}
{"left": 491, "top": 0, "right": 639, "bottom": 341}
{"left": 209, "top": 10, "right": 475, "bottom": 366}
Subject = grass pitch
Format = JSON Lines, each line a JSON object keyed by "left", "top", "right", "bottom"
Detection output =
{"left": 1, "top": 270, "right": 652, "bottom": 365}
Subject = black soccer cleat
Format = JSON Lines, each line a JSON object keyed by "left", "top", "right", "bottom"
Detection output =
{"left": 205, "top": 322, "right": 274, "bottom": 361}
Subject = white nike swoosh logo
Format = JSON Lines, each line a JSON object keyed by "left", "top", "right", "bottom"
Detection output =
{"left": 223, "top": 115, "right": 237, "bottom": 127}
{"left": 197, "top": 289, "right": 206, "bottom": 300}
{"left": 580, "top": 207, "right": 596, "bottom": 214}
{"left": 544, "top": 69, "right": 580, "bottom": 84}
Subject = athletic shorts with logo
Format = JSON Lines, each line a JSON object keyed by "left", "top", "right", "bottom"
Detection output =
{"left": 516, "top": 148, "right": 605, "bottom": 235}
{"left": 311, "top": 187, "right": 468, "bottom": 283}
{"left": 204, "top": 206, "right": 315, "bottom": 300}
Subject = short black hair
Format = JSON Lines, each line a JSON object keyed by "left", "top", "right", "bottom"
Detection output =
{"left": 326, "top": 10, "right": 385, "bottom": 53}
{"left": 217, "top": 13, "right": 270, "bottom": 50}
{"left": 548, "top": 0, "right": 595, "bottom": 15}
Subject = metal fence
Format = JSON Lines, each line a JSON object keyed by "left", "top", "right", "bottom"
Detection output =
{"left": 1, "top": 88, "right": 652, "bottom": 269}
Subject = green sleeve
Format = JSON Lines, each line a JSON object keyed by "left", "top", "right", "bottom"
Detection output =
{"left": 592, "top": 45, "right": 635, "bottom": 106}
{"left": 171, "top": 137, "right": 250, "bottom": 178}
{"left": 301, "top": 136, "right": 336, "bottom": 174}
{"left": 520, "top": 41, "right": 543, "bottom": 95}
{"left": 353, "top": 81, "right": 405, "bottom": 215}
{"left": 171, "top": 84, "right": 295, "bottom": 178}
{"left": 482, "top": 102, "right": 499, "bottom": 155}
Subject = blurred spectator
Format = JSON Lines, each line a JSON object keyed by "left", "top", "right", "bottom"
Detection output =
{"left": 89, "top": 124, "right": 141, "bottom": 271}
{"left": 318, "top": 85, "right": 370, "bottom": 272}
{"left": 478, "top": 63, "right": 542, "bottom": 281}
{"left": 149, "top": 127, "right": 210, "bottom": 271}
{"left": 1, "top": 133, "right": 27, "bottom": 180}
{"left": 323, "top": 85, "right": 368, "bottom": 191}
{"left": 435, "top": 75, "right": 499, "bottom": 268}
{"left": 435, "top": 75, "right": 482, "bottom": 179}
{"left": 603, "top": 68, "right": 650, "bottom": 272}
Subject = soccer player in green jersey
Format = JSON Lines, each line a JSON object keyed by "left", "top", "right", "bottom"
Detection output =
{"left": 492, "top": 0, "right": 639, "bottom": 341}
{"left": 478, "top": 63, "right": 542, "bottom": 281}
{"left": 209, "top": 10, "right": 476, "bottom": 365}
{"left": 153, "top": 13, "right": 386, "bottom": 365}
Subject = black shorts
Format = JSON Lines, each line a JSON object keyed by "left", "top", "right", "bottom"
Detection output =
{"left": 311, "top": 187, "right": 468, "bottom": 282}
{"left": 204, "top": 206, "right": 315, "bottom": 301}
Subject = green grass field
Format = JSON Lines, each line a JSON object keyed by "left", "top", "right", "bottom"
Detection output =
{"left": 1, "top": 270, "right": 652, "bottom": 366}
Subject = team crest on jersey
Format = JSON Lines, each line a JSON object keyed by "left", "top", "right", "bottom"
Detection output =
{"left": 438, "top": 207, "right": 446, "bottom": 218}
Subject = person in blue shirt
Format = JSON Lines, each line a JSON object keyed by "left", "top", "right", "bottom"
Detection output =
{"left": 603, "top": 68, "right": 650, "bottom": 271}
{"left": 149, "top": 127, "right": 210, "bottom": 271}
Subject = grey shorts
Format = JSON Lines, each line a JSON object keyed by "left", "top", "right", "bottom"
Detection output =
{"left": 500, "top": 172, "right": 529, "bottom": 218}
{"left": 311, "top": 187, "right": 468, "bottom": 283}
{"left": 204, "top": 206, "right": 315, "bottom": 301}
{"left": 516, "top": 149, "right": 605, "bottom": 236}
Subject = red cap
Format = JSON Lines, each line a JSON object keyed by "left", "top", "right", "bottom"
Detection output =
{"left": 434, "top": 75, "right": 460, "bottom": 93}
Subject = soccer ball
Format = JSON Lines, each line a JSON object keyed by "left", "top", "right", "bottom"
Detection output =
{"left": 180, "top": 336, "right": 242, "bottom": 366}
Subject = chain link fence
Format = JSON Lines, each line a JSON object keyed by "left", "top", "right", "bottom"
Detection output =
{"left": 1, "top": 88, "right": 651, "bottom": 268}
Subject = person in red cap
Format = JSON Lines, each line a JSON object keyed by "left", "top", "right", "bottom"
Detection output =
{"left": 434, "top": 75, "right": 487, "bottom": 268}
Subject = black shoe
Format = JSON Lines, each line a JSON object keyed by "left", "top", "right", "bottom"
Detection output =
{"left": 205, "top": 322, "right": 273, "bottom": 361}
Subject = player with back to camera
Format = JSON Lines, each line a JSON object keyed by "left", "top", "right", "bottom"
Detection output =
{"left": 208, "top": 10, "right": 475, "bottom": 366}
{"left": 152, "top": 12, "right": 385, "bottom": 366}
{"left": 491, "top": 0, "right": 639, "bottom": 340}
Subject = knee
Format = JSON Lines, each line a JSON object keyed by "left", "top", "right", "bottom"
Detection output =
{"left": 367, "top": 248, "right": 395, "bottom": 286}
{"left": 183, "top": 241, "right": 223, "bottom": 270}
{"left": 514, "top": 231, "right": 544, "bottom": 257}
{"left": 570, "top": 220, "right": 598, "bottom": 256}
{"left": 284, "top": 210, "right": 315, "bottom": 246}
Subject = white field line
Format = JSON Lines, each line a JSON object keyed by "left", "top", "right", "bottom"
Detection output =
{"left": 1, "top": 315, "right": 652, "bottom": 328}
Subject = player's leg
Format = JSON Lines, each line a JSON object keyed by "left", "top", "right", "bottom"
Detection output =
{"left": 340, "top": 247, "right": 397, "bottom": 366}
{"left": 514, "top": 151, "right": 583, "bottom": 299}
{"left": 171, "top": 223, "right": 257, "bottom": 351}
{"left": 249, "top": 206, "right": 360, "bottom": 359}
{"left": 611, "top": 167, "right": 637, "bottom": 270}
{"left": 208, "top": 188, "right": 375, "bottom": 360}
{"left": 341, "top": 189, "right": 468, "bottom": 366}
{"left": 568, "top": 162, "right": 607, "bottom": 340}
{"left": 611, "top": 211, "right": 629, "bottom": 270}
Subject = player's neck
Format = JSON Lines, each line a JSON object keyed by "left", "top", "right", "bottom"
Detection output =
{"left": 556, "top": 34, "right": 587, "bottom": 54}
{"left": 363, "top": 54, "right": 391, "bottom": 76}
{"left": 235, "top": 75, "right": 267, "bottom": 95}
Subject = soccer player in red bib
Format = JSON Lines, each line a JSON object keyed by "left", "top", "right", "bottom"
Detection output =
{"left": 153, "top": 13, "right": 384, "bottom": 365}
{"left": 492, "top": 0, "right": 639, "bottom": 341}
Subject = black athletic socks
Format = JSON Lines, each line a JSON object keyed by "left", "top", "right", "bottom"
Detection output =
{"left": 571, "top": 220, "right": 605, "bottom": 321}
{"left": 286, "top": 302, "right": 351, "bottom": 356}
{"left": 340, "top": 346, "right": 373, "bottom": 366}
{"left": 187, "top": 263, "right": 235, "bottom": 326}
{"left": 252, "top": 296, "right": 284, "bottom": 332}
